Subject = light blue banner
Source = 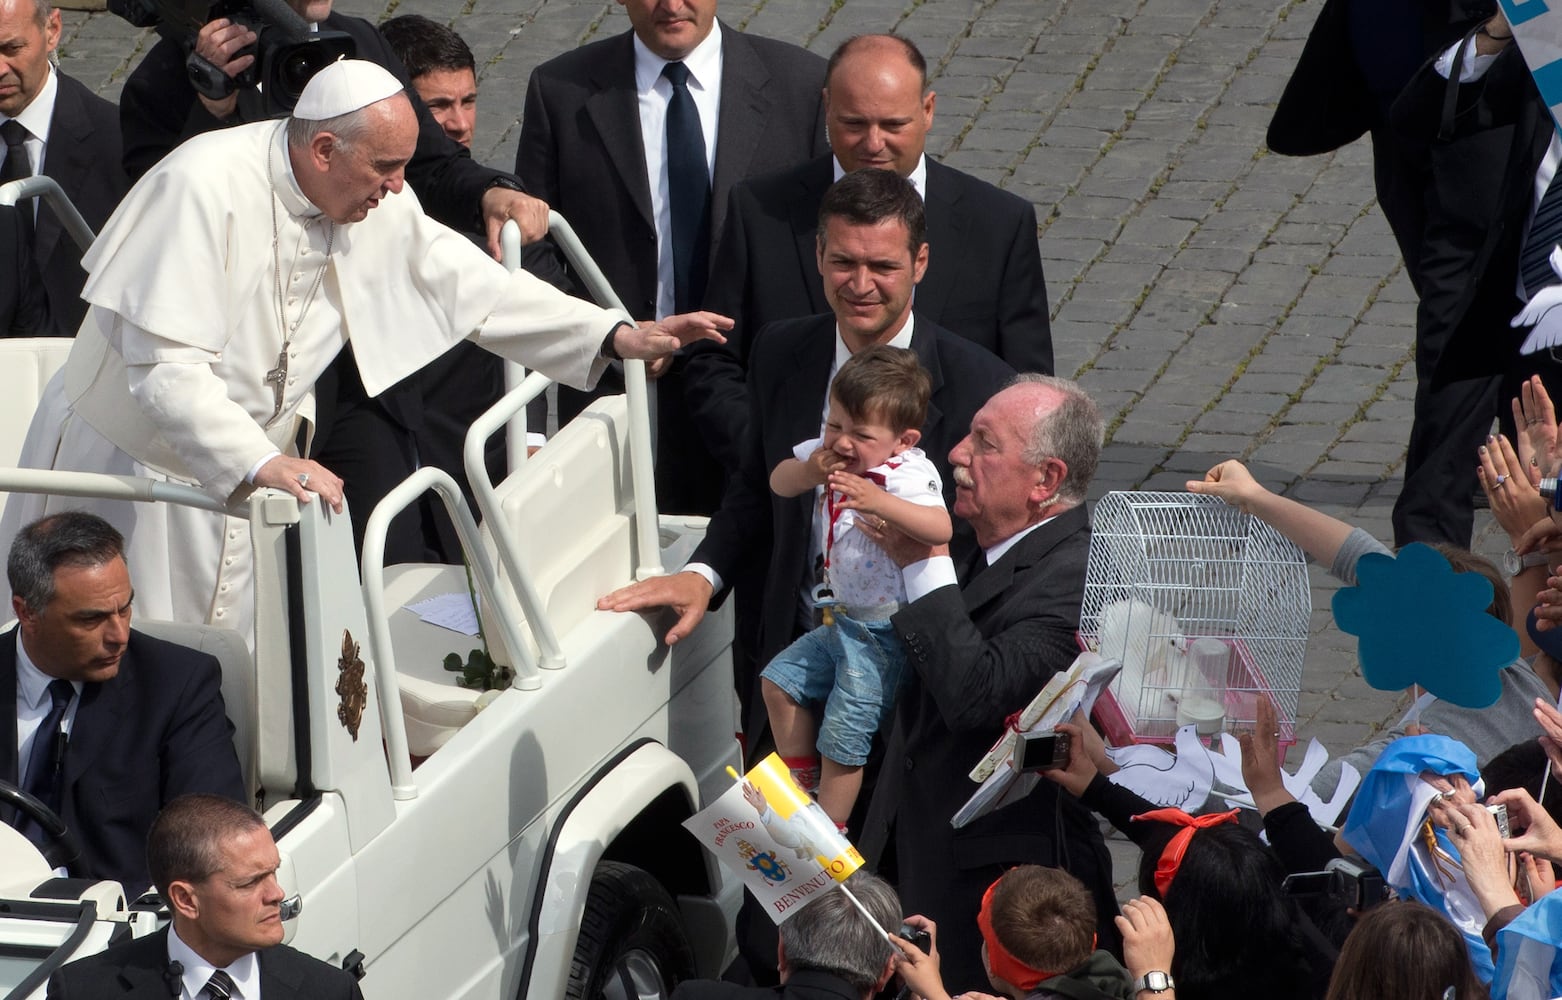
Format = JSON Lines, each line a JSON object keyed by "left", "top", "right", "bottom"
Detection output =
{"left": 1501, "top": 0, "right": 1562, "bottom": 131}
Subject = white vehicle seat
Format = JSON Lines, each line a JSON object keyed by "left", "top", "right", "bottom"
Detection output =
{"left": 132, "top": 620, "right": 257, "bottom": 801}
{"left": 380, "top": 395, "right": 634, "bottom": 757}
{"left": 0, "top": 338, "right": 73, "bottom": 468}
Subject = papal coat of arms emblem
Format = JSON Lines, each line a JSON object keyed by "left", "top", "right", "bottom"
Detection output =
{"left": 737, "top": 838, "right": 792, "bottom": 883}
{"left": 337, "top": 629, "right": 368, "bottom": 741}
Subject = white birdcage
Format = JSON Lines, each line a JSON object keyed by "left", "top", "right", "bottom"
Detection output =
{"left": 1078, "top": 491, "right": 1310, "bottom": 747}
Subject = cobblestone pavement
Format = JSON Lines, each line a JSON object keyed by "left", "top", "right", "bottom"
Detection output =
{"left": 54, "top": 0, "right": 1515, "bottom": 894}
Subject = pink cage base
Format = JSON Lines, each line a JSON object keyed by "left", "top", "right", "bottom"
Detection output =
{"left": 1080, "top": 633, "right": 1297, "bottom": 763}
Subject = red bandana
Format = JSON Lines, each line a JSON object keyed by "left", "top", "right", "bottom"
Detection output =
{"left": 1132, "top": 808, "right": 1240, "bottom": 897}
{"left": 976, "top": 876, "right": 1096, "bottom": 992}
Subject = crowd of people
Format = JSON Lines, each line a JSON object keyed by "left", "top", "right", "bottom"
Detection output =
{"left": 7, "top": 0, "right": 1562, "bottom": 998}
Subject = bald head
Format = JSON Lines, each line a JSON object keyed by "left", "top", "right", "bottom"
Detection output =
{"left": 0, "top": 0, "right": 59, "bottom": 118}
{"left": 1011, "top": 375, "right": 1102, "bottom": 507}
{"left": 287, "top": 93, "right": 418, "bottom": 224}
{"left": 823, "top": 34, "right": 935, "bottom": 177}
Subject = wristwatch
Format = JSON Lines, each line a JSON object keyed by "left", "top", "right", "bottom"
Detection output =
{"left": 484, "top": 174, "right": 526, "bottom": 194}
{"left": 1503, "top": 548, "right": 1550, "bottom": 577}
{"left": 1132, "top": 971, "right": 1174, "bottom": 994}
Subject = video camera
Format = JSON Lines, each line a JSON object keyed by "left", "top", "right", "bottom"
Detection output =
{"left": 1282, "top": 858, "right": 1390, "bottom": 912}
{"left": 109, "top": 0, "right": 355, "bottom": 116}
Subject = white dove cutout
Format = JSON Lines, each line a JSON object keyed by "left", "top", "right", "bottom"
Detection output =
{"left": 1209, "top": 734, "right": 1361, "bottom": 829}
{"left": 1514, "top": 245, "right": 1562, "bottom": 355}
{"left": 1104, "top": 725, "right": 1217, "bottom": 811}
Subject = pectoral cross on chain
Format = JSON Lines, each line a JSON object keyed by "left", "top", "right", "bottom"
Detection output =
{"left": 264, "top": 346, "right": 289, "bottom": 426}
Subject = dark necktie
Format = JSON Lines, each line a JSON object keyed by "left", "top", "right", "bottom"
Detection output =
{"left": 18, "top": 679, "right": 73, "bottom": 845}
{"left": 661, "top": 61, "right": 710, "bottom": 312}
{"left": 0, "top": 120, "right": 33, "bottom": 241}
{"left": 962, "top": 546, "right": 989, "bottom": 584}
{"left": 0, "top": 119, "right": 30, "bottom": 184}
{"left": 1522, "top": 173, "right": 1562, "bottom": 297}
{"left": 203, "top": 969, "right": 237, "bottom": 1000}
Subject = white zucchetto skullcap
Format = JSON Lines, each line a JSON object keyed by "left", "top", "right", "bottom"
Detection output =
{"left": 292, "top": 59, "right": 404, "bottom": 121}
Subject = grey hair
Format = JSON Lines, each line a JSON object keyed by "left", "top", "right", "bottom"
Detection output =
{"left": 1012, "top": 373, "right": 1103, "bottom": 507}
{"left": 285, "top": 103, "right": 384, "bottom": 154}
{"left": 7, "top": 511, "right": 125, "bottom": 614}
{"left": 30, "top": 0, "right": 52, "bottom": 28}
{"left": 780, "top": 871, "right": 901, "bottom": 993}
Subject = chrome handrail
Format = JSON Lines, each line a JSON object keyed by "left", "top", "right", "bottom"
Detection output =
{"left": 0, "top": 176, "right": 95, "bottom": 252}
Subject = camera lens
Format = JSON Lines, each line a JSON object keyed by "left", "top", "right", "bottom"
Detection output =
{"left": 274, "top": 45, "right": 334, "bottom": 105}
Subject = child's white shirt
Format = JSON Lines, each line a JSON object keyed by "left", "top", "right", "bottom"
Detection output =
{"left": 793, "top": 436, "right": 946, "bottom": 607}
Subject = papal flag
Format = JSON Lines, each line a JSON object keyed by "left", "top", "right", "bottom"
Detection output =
{"left": 682, "top": 753, "right": 864, "bottom": 923}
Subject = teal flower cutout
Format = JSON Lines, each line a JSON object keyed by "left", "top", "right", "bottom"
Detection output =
{"left": 1332, "top": 542, "right": 1515, "bottom": 709}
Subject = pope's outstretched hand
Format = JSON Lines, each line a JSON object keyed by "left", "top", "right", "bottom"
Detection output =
{"left": 611, "top": 312, "right": 732, "bottom": 361}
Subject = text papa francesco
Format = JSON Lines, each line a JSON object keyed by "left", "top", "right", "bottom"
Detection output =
{"left": 712, "top": 817, "right": 756, "bottom": 848}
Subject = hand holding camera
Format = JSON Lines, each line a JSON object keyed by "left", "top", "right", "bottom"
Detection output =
{"left": 1430, "top": 797, "right": 1522, "bottom": 919}
{"left": 890, "top": 915, "right": 946, "bottom": 1000}
{"left": 1494, "top": 786, "right": 1562, "bottom": 864}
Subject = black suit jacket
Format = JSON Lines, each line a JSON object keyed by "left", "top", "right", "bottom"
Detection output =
{"left": 515, "top": 23, "right": 828, "bottom": 319}
{"left": 514, "top": 23, "right": 827, "bottom": 515}
{"left": 671, "top": 969, "right": 860, "bottom": 1000}
{"left": 49, "top": 928, "right": 363, "bottom": 1000}
{"left": 859, "top": 506, "right": 1117, "bottom": 993}
{"left": 1265, "top": 0, "right": 1476, "bottom": 293}
{"left": 691, "top": 314, "right": 1013, "bottom": 666}
{"left": 1390, "top": 40, "right": 1549, "bottom": 384}
{"left": 1, "top": 205, "right": 50, "bottom": 336}
{"left": 33, "top": 72, "right": 129, "bottom": 336}
{"left": 2, "top": 629, "right": 245, "bottom": 894}
{"left": 688, "top": 155, "right": 1051, "bottom": 471}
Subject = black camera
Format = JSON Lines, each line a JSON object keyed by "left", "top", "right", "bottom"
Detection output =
{"left": 1014, "top": 730, "right": 1072, "bottom": 773}
{"left": 1282, "top": 858, "right": 1390, "bottom": 911}
{"left": 897, "top": 923, "right": 931, "bottom": 955}
{"left": 109, "top": 0, "right": 355, "bottom": 115}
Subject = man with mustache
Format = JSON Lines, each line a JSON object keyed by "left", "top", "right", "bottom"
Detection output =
{"left": 1, "top": 512, "right": 244, "bottom": 895}
{"left": 853, "top": 374, "right": 1120, "bottom": 994}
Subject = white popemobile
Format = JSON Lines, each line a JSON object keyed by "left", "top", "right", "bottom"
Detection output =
{"left": 0, "top": 194, "right": 741, "bottom": 1000}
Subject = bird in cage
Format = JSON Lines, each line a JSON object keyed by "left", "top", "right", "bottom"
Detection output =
{"left": 1098, "top": 598, "right": 1193, "bottom": 719}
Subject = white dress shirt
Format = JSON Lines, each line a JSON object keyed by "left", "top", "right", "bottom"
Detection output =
{"left": 168, "top": 925, "right": 261, "bottom": 1000}
{"left": 14, "top": 634, "right": 81, "bottom": 782}
{"left": 632, "top": 24, "right": 723, "bottom": 320}
{"left": 1, "top": 64, "right": 58, "bottom": 222}
{"left": 832, "top": 152, "right": 927, "bottom": 199}
{"left": 902, "top": 513, "right": 1062, "bottom": 602}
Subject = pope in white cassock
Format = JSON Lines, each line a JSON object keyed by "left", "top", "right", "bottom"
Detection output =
{"left": 0, "top": 59, "right": 731, "bottom": 642}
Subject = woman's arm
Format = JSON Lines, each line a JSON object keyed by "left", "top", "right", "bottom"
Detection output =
{"left": 1186, "top": 460, "right": 1355, "bottom": 569}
